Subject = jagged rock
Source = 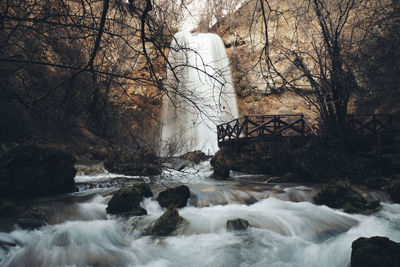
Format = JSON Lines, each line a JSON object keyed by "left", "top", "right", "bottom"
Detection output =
{"left": 351, "top": 236, "right": 400, "bottom": 267}
{"left": 0, "top": 144, "right": 76, "bottom": 197}
{"left": 314, "top": 181, "right": 379, "bottom": 214}
{"left": 226, "top": 218, "right": 250, "bottom": 231}
{"left": 156, "top": 185, "right": 190, "bottom": 209}
{"left": 104, "top": 151, "right": 161, "bottom": 176}
{"left": 181, "top": 150, "right": 207, "bottom": 164}
{"left": 146, "top": 208, "right": 184, "bottom": 236}
{"left": 106, "top": 183, "right": 152, "bottom": 215}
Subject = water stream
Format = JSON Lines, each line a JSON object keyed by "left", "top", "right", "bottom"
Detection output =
{"left": 1, "top": 162, "right": 399, "bottom": 267}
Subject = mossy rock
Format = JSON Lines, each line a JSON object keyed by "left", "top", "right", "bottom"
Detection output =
{"left": 314, "top": 181, "right": 379, "bottom": 214}
{"left": 126, "top": 207, "right": 147, "bottom": 217}
{"left": 351, "top": 236, "right": 400, "bottom": 267}
{"left": 106, "top": 183, "right": 152, "bottom": 215}
{"left": 146, "top": 208, "right": 184, "bottom": 236}
{"left": 156, "top": 185, "right": 190, "bottom": 209}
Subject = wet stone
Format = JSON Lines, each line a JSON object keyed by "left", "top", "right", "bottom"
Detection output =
{"left": 106, "top": 183, "right": 152, "bottom": 215}
{"left": 156, "top": 185, "right": 191, "bottom": 209}
{"left": 145, "top": 208, "right": 185, "bottom": 236}
{"left": 351, "top": 236, "right": 400, "bottom": 267}
{"left": 226, "top": 218, "right": 251, "bottom": 231}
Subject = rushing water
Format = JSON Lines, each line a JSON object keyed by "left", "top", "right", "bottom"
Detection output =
{"left": 1, "top": 162, "right": 399, "bottom": 267}
{"left": 160, "top": 32, "right": 238, "bottom": 155}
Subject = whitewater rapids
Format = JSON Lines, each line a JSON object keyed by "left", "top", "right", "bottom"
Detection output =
{"left": 1, "top": 165, "right": 399, "bottom": 267}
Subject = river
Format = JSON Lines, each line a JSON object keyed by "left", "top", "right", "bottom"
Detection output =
{"left": 1, "top": 161, "right": 399, "bottom": 267}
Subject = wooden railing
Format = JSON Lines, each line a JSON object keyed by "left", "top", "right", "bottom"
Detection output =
{"left": 348, "top": 114, "right": 400, "bottom": 135}
{"left": 217, "top": 114, "right": 400, "bottom": 146}
{"left": 217, "top": 114, "right": 317, "bottom": 146}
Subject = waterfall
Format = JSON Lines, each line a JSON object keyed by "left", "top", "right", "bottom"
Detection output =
{"left": 160, "top": 31, "right": 238, "bottom": 156}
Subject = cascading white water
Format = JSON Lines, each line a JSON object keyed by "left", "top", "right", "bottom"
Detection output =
{"left": 1, "top": 162, "right": 399, "bottom": 267}
{"left": 1, "top": 184, "right": 400, "bottom": 267}
{"left": 160, "top": 31, "right": 238, "bottom": 155}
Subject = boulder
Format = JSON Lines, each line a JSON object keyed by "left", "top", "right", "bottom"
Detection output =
{"left": 314, "top": 181, "right": 379, "bottom": 214}
{"left": 181, "top": 150, "right": 207, "bottom": 164}
{"left": 226, "top": 218, "right": 250, "bottom": 231}
{"left": 156, "top": 185, "right": 190, "bottom": 209}
{"left": 146, "top": 208, "right": 184, "bottom": 236}
{"left": 106, "top": 183, "right": 152, "bottom": 215}
{"left": 0, "top": 144, "right": 76, "bottom": 197}
{"left": 351, "top": 236, "right": 400, "bottom": 267}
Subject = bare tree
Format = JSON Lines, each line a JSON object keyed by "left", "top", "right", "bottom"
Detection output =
{"left": 251, "top": 0, "right": 395, "bottom": 143}
{"left": 0, "top": 0, "right": 180, "bottom": 165}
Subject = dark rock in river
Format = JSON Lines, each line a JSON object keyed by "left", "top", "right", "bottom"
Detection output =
{"left": 314, "top": 181, "right": 380, "bottom": 214}
{"left": 211, "top": 149, "right": 230, "bottom": 179}
{"left": 106, "top": 183, "right": 152, "bottom": 215}
{"left": 351, "top": 236, "right": 400, "bottom": 267}
{"left": 181, "top": 150, "right": 207, "bottom": 164}
{"left": 156, "top": 185, "right": 190, "bottom": 209}
{"left": 16, "top": 207, "right": 48, "bottom": 230}
{"left": 0, "top": 144, "right": 76, "bottom": 197}
{"left": 146, "top": 208, "right": 185, "bottom": 236}
{"left": 0, "top": 200, "right": 48, "bottom": 231}
{"left": 226, "top": 218, "right": 251, "bottom": 231}
{"left": 104, "top": 151, "right": 161, "bottom": 176}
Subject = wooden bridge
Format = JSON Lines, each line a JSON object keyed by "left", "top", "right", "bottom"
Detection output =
{"left": 217, "top": 114, "right": 400, "bottom": 147}
{"left": 347, "top": 114, "right": 400, "bottom": 136}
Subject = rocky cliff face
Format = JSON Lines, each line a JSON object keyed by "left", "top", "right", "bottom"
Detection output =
{"left": 210, "top": 0, "right": 399, "bottom": 125}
